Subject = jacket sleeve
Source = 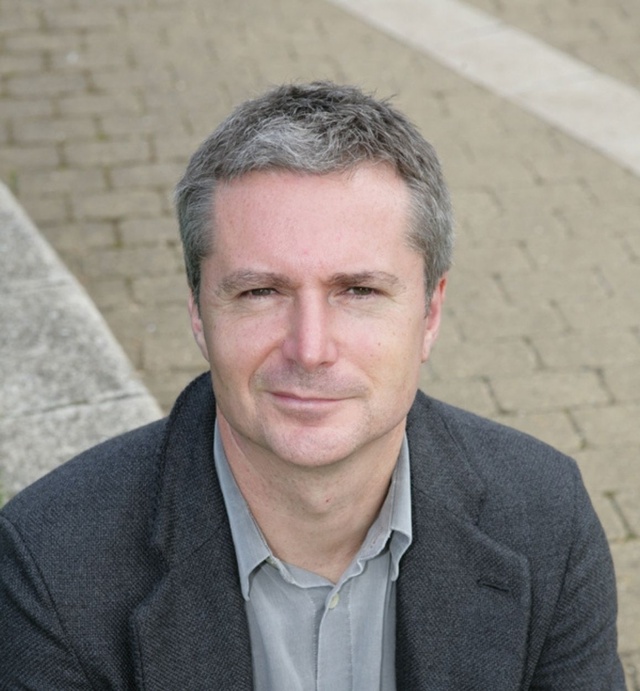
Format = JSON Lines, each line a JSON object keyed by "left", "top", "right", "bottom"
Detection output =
{"left": 0, "top": 514, "right": 94, "bottom": 689}
{"left": 529, "top": 466, "right": 627, "bottom": 690}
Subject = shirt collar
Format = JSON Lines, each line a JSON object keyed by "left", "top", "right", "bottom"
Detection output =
{"left": 213, "top": 421, "right": 413, "bottom": 599}
{"left": 213, "top": 422, "right": 270, "bottom": 600}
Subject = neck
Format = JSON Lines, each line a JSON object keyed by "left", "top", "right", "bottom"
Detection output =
{"left": 217, "top": 415, "right": 404, "bottom": 583}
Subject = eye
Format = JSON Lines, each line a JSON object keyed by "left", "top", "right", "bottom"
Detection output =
{"left": 346, "top": 286, "right": 377, "bottom": 297}
{"left": 241, "top": 288, "right": 276, "bottom": 298}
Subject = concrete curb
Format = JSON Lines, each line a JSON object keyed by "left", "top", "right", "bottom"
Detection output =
{"left": 0, "top": 181, "right": 162, "bottom": 501}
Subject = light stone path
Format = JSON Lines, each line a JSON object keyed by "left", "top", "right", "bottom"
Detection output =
{"left": 1, "top": 0, "right": 639, "bottom": 682}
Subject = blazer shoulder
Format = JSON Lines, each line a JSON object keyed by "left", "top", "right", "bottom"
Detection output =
{"left": 408, "top": 392, "right": 586, "bottom": 543}
{"left": 413, "top": 392, "right": 579, "bottom": 482}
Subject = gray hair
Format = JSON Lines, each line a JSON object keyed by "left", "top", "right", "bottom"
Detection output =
{"left": 175, "top": 82, "right": 453, "bottom": 304}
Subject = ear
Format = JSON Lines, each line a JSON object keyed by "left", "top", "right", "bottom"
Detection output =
{"left": 188, "top": 291, "right": 210, "bottom": 363}
{"left": 421, "top": 275, "right": 447, "bottom": 362}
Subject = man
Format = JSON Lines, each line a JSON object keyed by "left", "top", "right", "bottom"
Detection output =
{"left": 0, "top": 82, "right": 625, "bottom": 689}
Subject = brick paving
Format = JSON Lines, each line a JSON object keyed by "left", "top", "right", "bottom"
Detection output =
{"left": 1, "top": 0, "right": 639, "bottom": 680}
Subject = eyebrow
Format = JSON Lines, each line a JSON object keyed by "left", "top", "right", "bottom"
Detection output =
{"left": 216, "top": 269, "right": 402, "bottom": 296}
{"left": 329, "top": 271, "right": 402, "bottom": 290}
{"left": 216, "top": 270, "right": 292, "bottom": 297}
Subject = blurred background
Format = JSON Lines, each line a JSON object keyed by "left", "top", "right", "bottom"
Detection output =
{"left": 1, "top": 0, "right": 639, "bottom": 681}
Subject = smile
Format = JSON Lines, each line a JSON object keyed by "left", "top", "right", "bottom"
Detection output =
{"left": 269, "top": 391, "right": 345, "bottom": 405}
{"left": 267, "top": 391, "right": 350, "bottom": 418}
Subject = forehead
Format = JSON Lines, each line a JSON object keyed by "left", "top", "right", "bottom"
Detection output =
{"left": 211, "top": 164, "right": 413, "bottom": 241}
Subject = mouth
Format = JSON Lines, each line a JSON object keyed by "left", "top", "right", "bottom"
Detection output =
{"left": 269, "top": 391, "right": 344, "bottom": 405}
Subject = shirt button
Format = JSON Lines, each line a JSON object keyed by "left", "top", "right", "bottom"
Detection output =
{"left": 328, "top": 593, "right": 340, "bottom": 610}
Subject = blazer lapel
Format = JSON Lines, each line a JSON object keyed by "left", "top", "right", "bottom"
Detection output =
{"left": 131, "top": 532, "right": 252, "bottom": 690}
{"left": 130, "top": 375, "right": 253, "bottom": 690}
{"left": 396, "top": 394, "right": 531, "bottom": 690}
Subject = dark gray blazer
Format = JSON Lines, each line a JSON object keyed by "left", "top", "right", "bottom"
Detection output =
{"left": 0, "top": 374, "right": 625, "bottom": 689}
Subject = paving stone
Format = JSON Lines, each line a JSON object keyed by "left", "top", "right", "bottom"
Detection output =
{"left": 0, "top": 10, "right": 42, "bottom": 34}
{"left": 621, "top": 650, "right": 640, "bottom": 691}
{"left": 419, "top": 376, "right": 497, "bottom": 417}
{"left": 429, "top": 337, "right": 537, "bottom": 380}
{"left": 452, "top": 240, "right": 534, "bottom": 276}
{"left": 40, "top": 222, "right": 117, "bottom": 254}
{"left": 599, "top": 256, "right": 640, "bottom": 300}
{"left": 99, "top": 112, "right": 185, "bottom": 137}
{"left": 118, "top": 217, "right": 179, "bottom": 246}
{"left": 14, "top": 193, "right": 68, "bottom": 225}
{"left": 50, "top": 47, "right": 131, "bottom": 71}
{"left": 80, "top": 245, "right": 181, "bottom": 280}
{"left": 42, "top": 8, "right": 121, "bottom": 29}
{"left": 90, "top": 277, "right": 132, "bottom": 311}
{"left": 143, "top": 324, "right": 204, "bottom": 373}
{"left": 0, "top": 98, "right": 54, "bottom": 119}
{"left": 7, "top": 71, "right": 87, "bottom": 98}
{"left": 5, "top": 32, "right": 82, "bottom": 52}
{"left": 0, "top": 53, "right": 45, "bottom": 74}
{"left": 575, "top": 446, "right": 640, "bottom": 498}
{"left": 110, "top": 162, "right": 184, "bottom": 190}
{"left": 12, "top": 117, "right": 97, "bottom": 144}
{"left": 624, "top": 232, "right": 640, "bottom": 259}
{"left": 152, "top": 131, "right": 208, "bottom": 163}
{"left": 453, "top": 299, "right": 566, "bottom": 341}
{"left": 71, "top": 190, "right": 163, "bottom": 221}
{"left": 65, "top": 139, "right": 151, "bottom": 168}
{"left": 531, "top": 331, "right": 640, "bottom": 369}
{"left": 604, "top": 364, "right": 640, "bottom": 403}
{"left": 556, "top": 292, "right": 640, "bottom": 331}
{"left": 0, "top": 146, "right": 60, "bottom": 175}
{"left": 131, "top": 274, "right": 188, "bottom": 304}
{"left": 572, "top": 404, "right": 640, "bottom": 448}
{"left": 491, "top": 370, "right": 611, "bottom": 414}
{"left": 58, "top": 92, "right": 143, "bottom": 117}
{"left": 488, "top": 410, "right": 583, "bottom": 455}
{"left": 21, "top": 168, "right": 107, "bottom": 196}
{"left": 99, "top": 303, "right": 146, "bottom": 369}
{"left": 499, "top": 267, "right": 609, "bottom": 307}
{"left": 524, "top": 232, "right": 630, "bottom": 274}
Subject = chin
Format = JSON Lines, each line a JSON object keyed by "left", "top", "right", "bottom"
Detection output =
{"left": 263, "top": 428, "right": 364, "bottom": 469}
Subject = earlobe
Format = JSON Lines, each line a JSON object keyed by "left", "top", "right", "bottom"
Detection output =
{"left": 188, "top": 292, "right": 210, "bottom": 363}
{"left": 421, "top": 275, "right": 447, "bottom": 362}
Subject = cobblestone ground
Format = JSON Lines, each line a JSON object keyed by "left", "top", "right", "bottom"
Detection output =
{"left": 1, "top": 0, "right": 639, "bottom": 679}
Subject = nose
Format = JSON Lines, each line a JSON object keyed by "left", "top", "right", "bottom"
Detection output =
{"left": 281, "top": 291, "right": 339, "bottom": 371}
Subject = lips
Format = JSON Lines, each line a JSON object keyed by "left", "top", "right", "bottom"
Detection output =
{"left": 269, "top": 391, "right": 344, "bottom": 404}
{"left": 266, "top": 391, "right": 350, "bottom": 420}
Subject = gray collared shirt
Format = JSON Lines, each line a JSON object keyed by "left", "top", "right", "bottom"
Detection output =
{"left": 214, "top": 424, "right": 413, "bottom": 691}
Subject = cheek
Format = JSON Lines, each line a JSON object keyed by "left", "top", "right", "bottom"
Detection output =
{"left": 354, "top": 324, "right": 424, "bottom": 381}
{"left": 206, "top": 314, "right": 283, "bottom": 377}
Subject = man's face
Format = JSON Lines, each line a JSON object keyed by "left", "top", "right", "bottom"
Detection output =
{"left": 189, "top": 164, "right": 446, "bottom": 470}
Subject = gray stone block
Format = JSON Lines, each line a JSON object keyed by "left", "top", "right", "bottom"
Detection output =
{"left": 0, "top": 398, "right": 161, "bottom": 501}
{"left": 0, "top": 181, "right": 161, "bottom": 497}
